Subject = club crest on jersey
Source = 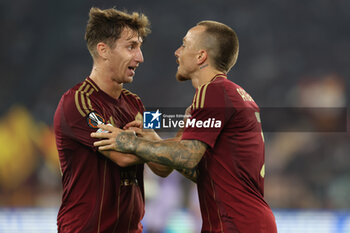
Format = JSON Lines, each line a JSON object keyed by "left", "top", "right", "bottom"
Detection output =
{"left": 87, "top": 111, "right": 105, "bottom": 128}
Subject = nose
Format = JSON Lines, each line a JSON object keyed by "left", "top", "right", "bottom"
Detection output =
{"left": 174, "top": 46, "right": 181, "bottom": 58}
{"left": 135, "top": 48, "right": 144, "bottom": 63}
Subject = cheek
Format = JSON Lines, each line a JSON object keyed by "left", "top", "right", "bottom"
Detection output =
{"left": 110, "top": 53, "right": 121, "bottom": 64}
{"left": 110, "top": 49, "right": 128, "bottom": 65}
{"left": 180, "top": 53, "right": 189, "bottom": 64}
{"left": 182, "top": 54, "right": 196, "bottom": 67}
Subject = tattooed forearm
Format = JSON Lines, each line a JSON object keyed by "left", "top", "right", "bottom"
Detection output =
{"left": 133, "top": 138, "right": 207, "bottom": 170}
{"left": 177, "top": 167, "right": 198, "bottom": 183}
{"left": 111, "top": 130, "right": 207, "bottom": 170}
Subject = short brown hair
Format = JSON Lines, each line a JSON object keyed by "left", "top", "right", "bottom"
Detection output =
{"left": 85, "top": 7, "right": 151, "bottom": 58}
{"left": 197, "top": 21, "right": 239, "bottom": 73}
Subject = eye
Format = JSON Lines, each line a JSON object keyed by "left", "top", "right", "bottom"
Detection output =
{"left": 127, "top": 43, "right": 137, "bottom": 50}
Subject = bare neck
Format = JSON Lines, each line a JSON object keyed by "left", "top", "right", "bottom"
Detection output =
{"left": 89, "top": 65, "right": 123, "bottom": 99}
{"left": 191, "top": 66, "right": 225, "bottom": 89}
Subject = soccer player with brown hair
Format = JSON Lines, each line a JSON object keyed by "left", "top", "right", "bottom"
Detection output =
{"left": 54, "top": 7, "right": 171, "bottom": 233}
{"left": 92, "top": 20, "right": 278, "bottom": 233}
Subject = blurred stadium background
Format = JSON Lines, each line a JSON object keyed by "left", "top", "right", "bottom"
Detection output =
{"left": 0, "top": 0, "right": 349, "bottom": 232}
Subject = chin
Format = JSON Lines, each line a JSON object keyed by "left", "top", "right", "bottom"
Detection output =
{"left": 123, "top": 76, "right": 134, "bottom": 83}
{"left": 176, "top": 72, "right": 190, "bottom": 82}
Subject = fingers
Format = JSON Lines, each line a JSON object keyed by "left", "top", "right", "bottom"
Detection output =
{"left": 91, "top": 124, "right": 121, "bottom": 138}
{"left": 97, "top": 144, "right": 114, "bottom": 151}
{"left": 93, "top": 139, "right": 115, "bottom": 151}
{"left": 124, "top": 120, "right": 142, "bottom": 129}
{"left": 91, "top": 126, "right": 137, "bottom": 152}
{"left": 91, "top": 131, "right": 110, "bottom": 139}
{"left": 97, "top": 124, "right": 117, "bottom": 131}
{"left": 128, "top": 127, "right": 143, "bottom": 135}
{"left": 93, "top": 139, "right": 111, "bottom": 147}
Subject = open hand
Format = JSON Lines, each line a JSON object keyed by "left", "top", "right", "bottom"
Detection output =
{"left": 91, "top": 124, "right": 137, "bottom": 153}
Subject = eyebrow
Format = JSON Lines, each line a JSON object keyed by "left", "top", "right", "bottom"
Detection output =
{"left": 126, "top": 39, "right": 143, "bottom": 47}
{"left": 126, "top": 35, "right": 143, "bottom": 43}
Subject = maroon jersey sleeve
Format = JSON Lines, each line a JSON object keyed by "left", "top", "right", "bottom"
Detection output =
{"left": 182, "top": 81, "right": 233, "bottom": 148}
{"left": 55, "top": 88, "right": 104, "bottom": 152}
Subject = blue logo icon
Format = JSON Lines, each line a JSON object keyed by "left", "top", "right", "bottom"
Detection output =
{"left": 143, "top": 109, "right": 162, "bottom": 129}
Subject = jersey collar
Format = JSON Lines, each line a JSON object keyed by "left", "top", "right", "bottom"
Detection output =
{"left": 210, "top": 73, "right": 227, "bottom": 82}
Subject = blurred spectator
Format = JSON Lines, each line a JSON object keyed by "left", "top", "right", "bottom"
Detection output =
{"left": 265, "top": 74, "right": 350, "bottom": 209}
{"left": 0, "top": 106, "right": 60, "bottom": 207}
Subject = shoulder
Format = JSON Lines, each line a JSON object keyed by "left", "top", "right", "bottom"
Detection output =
{"left": 214, "top": 78, "right": 257, "bottom": 104}
{"left": 122, "top": 88, "right": 144, "bottom": 108}
{"left": 58, "top": 80, "right": 99, "bottom": 118}
{"left": 212, "top": 77, "right": 241, "bottom": 95}
{"left": 191, "top": 77, "right": 258, "bottom": 110}
{"left": 203, "top": 77, "right": 238, "bottom": 98}
{"left": 122, "top": 89, "right": 141, "bottom": 100}
{"left": 192, "top": 78, "right": 232, "bottom": 109}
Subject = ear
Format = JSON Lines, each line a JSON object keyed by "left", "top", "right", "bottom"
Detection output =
{"left": 96, "top": 42, "right": 109, "bottom": 60}
{"left": 197, "top": 50, "right": 208, "bottom": 65}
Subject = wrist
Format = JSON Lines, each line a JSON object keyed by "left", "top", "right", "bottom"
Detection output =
{"left": 130, "top": 136, "right": 140, "bottom": 153}
{"left": 115, "top": 131, "right": 138, "bottom": 154}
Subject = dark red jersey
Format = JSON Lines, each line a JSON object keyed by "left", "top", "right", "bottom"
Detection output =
{"left": 54, "top": 77, "right": 145, "bottom": 233}
{"left": 182, "top": 75, "right": 277, "bottom": 233}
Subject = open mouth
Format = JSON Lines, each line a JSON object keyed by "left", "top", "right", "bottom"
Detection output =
{"left": 128, "top": 66, "right": 136, "bottom": 71}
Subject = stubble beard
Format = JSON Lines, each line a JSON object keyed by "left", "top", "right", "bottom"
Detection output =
{"left": 176, "top": 71, "right": 191, "bottom": 82}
